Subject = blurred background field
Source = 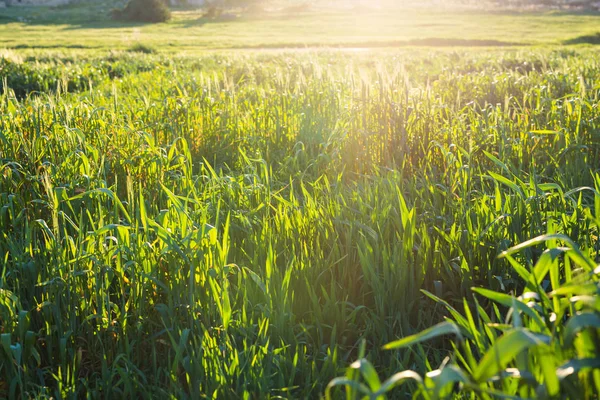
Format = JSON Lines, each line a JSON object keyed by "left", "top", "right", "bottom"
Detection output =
{"left": 1, "top": 0, "right": 600, "bottom": 50}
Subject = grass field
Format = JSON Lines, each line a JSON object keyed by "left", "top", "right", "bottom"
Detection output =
{"left": 1, "top": 1, "right": 600, "bottom": 399}
{"left": 1, "top": 2, "right": 600, "bottom": 50}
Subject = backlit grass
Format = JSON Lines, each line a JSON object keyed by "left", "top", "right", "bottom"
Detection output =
{"left": 1, "top": 48, "right": 600, "bottom": 398}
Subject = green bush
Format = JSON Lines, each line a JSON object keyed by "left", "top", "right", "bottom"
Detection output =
{"left": 127, "top": 43, "right": 157, "bottom": 54}
{"left": 112, "top": 0, "right": 171, "bottom": 23}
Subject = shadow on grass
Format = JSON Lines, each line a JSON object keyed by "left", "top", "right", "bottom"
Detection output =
{"left": 564, "top": 32, "right": 600, "bottom": 44}
{"left": 0, "top": 3, "right": 154, "bottom": 29}
{"left": 5, "top": 37, "right": 524, "bottom": 51}
{"left": 173, "top": 11, "right": 310, "bottom": 29}
{"left": 174, "top": 16, "right": 236, "bottom": 29}
{"left": 0, "top": 16, "right": 146, "bottom": 30}
{"left": 235, "top": 38, "right": 524, "bottom": 50}
{"left": 12, "top": 44, "right": 90, "bottom": 49}
{"left": 403, "top": 38, "right": 522, "bottom": 47}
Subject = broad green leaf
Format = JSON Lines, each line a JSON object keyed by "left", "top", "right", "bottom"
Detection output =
{"left": 350, "top": 358, "right": 381, "bottom": 392}
{"left": 242, "top": 267, "right": 267, "bottom": 296}
{"left": 425, "top": 364, "right": 469, "bottom": 395}
{"left": 538, "top": 348, "right": 560, "bottom": 396}
{"left": 472, "top": 288, "right": 546, "bottom": 331}
{"left": 474, "top": 328, "right": 549, "bottom": 382}
{"left": 421, "top": 290, "right": 470, "bottom": 329}
{"left": 489, "top": 172, "right": 524, "bottom": 199}
{"left": 499, "top": 234, "right": 595, "bottom": 271}
{"left": 498, "top": 234, "right": 573, "bottom": 258}
{"left": 564, "top": 312, "right": 600, "bottom": 346}
{"left": 374, "top": 370, "right": 423, "bottom": 397}
{"left": 384, "top": 321, "right": 461, "bottom": 350}
{"left": 483, "top": 150, "right": 511, "bottom": 175}
{"left": 556, "top": 358, "right": 600, "bottom": 380}
{"left": 325, "top": 377, "right": 371, "bottom": 400}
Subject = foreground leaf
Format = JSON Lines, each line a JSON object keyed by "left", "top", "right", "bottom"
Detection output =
{"left": 474, "top": 328, "right": 549, "bottom": 382}
{"left": 383, "top": 321, "right": 462, "bottom": 350}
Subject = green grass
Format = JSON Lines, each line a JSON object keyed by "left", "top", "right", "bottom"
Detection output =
{"left": 1, "top": 47, "right": 600, "bottom": 398}
{"left": 330, "top": 234, "right": 600, "bottom": 399}
{"left": 1, "top": 2, "right": 600, "bottom": 51}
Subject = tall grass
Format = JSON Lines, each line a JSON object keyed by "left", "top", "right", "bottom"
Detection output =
{"left": 0, "top": 49, "right": 599, "bottom": 398}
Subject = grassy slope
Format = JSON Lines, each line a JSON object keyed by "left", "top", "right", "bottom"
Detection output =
{"left": 1, "top": 3, "right": 600, "bottom": 51}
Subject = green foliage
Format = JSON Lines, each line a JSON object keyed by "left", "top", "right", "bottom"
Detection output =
{"left": 127, "top": 43, "right": 158, "bottom": 54}
{"left": 331, "top": 231, "right": 600, "bottom": 398}
{"left": 112, "top": 0, "right": 172, "bottom": 23}
{"left": 1, "top": 49, "right": 600, "bottom": 398}
{"left": 0, "top": 56, "right": 101, "bottom": 99}
{"left": 565, "top": 32, "right": 600, "bottom": 45}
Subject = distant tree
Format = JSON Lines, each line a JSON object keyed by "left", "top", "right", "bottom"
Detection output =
{"left": 112, "top": 0, "right": 172, "bottom": 23}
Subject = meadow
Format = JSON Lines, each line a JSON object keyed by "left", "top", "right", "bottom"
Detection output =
{"left": 0, "top": 46, "right": 599, "bottom": 398}
{"left": 1, "top": 3, "right": 600, "bottom": 399}
{"left": 2, "top": 2, "right": 600, "bottom": 51}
